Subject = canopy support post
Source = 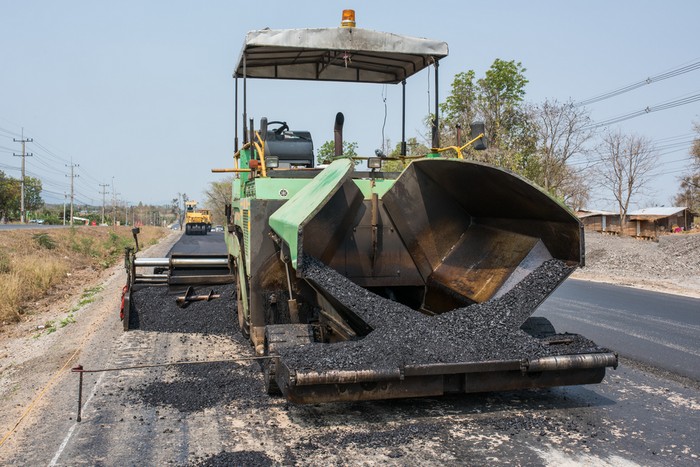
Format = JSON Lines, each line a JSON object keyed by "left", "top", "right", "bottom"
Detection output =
{"left": 401, "top": 79, "right": 407, "bottom": 156}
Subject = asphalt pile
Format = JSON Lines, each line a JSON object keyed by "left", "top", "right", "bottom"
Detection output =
{"left": 129, "top": 284, "right": 237, "bottom": 334}
{"left": 135, "top": 360, "right": 265, "bottom": 413}
{"left": 280, "top": 257, "right": 607, "bottom": 372}
{"left": 190, "top": 450, "right": 274, "bottom": 467}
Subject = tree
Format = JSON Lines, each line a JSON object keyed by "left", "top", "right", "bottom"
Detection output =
{"left": 0, "top": 171, "right": 19, "bottom": 221}
{"left": 558, "top": 169, "right": 590, "bottom": 211}
{"left": 0, "top": 173, "right": 42, "bottom": 221}
{"left": 674, "top": 122, "right": 700, "bottom": 214}
{"left": 440, "top": 70, "right": 477, "bottom": 147}
{"left": 594, "top": 131, "right": 658, "bottom": 229}
{"left": 383, "top": 137, "right": 430, "bottom": 172}
{"left": 316, "top": 140, "right": 359, "bottom": 165}
{"left": 205, "top": 177, "right": 233, "bottom": 225}
{"left": 24, "top": 177, "right": 44, "bottom": 212}
{"left": 477, "top": 59, "right": 529, "bottom": 150}
{"left": 675, "top": 174, "right": 699, "bottom": 213}
{"left": 438, "top": 59, "right": 536, "bottom": 178}
{"left": 533, "top": 99, "right": 593, "bottom": 206}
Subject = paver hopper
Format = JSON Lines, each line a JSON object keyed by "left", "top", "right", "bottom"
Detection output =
{"left": 254, "top": 158, "right": 615, "bottom": 403}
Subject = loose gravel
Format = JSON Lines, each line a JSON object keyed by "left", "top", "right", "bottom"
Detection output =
{"left": 126, "top": 282, "right": 270, "bottom": 413}
{"left": 280, "top": 258, "right": 607, "bottom": 372}
{"left": 190, "top": 450, "right": 274, "bottom": 467}
{"left": 134, "top": 361, "right": 265, "bottom": 413}
{"left": 575, "top": 231, "right": 700, "bottom": 296}
{"left": 129, "top": 284, "right": 237, "bottom": 334}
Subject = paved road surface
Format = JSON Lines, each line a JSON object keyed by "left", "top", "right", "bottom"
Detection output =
{"left": 1, "top": 233, "right": 698, "bottom": 466}
{"left": 0, "top": 224, "right": 69, "bottom": 230}
{"left": 538, "top": 279, "right": 700, "bottom": 381}
{"left": 168, "top": 231, "right": 227, "bottom": 256}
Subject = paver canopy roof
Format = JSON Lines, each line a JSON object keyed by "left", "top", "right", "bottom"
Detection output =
{"left": 234, "top": 27, "right": 449, "bottom": 84}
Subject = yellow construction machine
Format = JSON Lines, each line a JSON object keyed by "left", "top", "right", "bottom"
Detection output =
{"left": 184, "top": 201, "right": 212, "bottom": 235}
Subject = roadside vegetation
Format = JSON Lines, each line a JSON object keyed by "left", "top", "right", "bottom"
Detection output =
{"left": 0, "top": 226, "right": 166, "bottom": 324}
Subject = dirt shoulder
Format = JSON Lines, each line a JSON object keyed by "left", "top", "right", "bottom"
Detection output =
{"left": 572, "top": 230, "right": 700, "bottom": 299}
{"left": 0, "top": 229, "right": 181, "bottom": 449}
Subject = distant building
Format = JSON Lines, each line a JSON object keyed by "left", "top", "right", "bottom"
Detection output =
{"left": 577, "top": 207, "right": 695, "bottom": 238}
{"left": 628, "top": 207, "right": 693, "bottom": 236}
{"left": 576, "top": 209, "right": 619, "bottom": 234}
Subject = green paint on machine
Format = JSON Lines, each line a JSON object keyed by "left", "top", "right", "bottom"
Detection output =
{"left": 268, "top": 159, "right": 354, "bottom": 269}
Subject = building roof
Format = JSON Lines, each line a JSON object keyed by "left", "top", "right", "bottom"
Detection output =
{"left": 576, "top": 209, "right": 617, "bottom": 218}
{"left": 578, "top": 207, "right": 690, "bottom": 221}
{"left": 629, "top": 206, "right": 688, "bottom": 221}
{"left": 630, "top": 207, "right": 687, "bottom": 216}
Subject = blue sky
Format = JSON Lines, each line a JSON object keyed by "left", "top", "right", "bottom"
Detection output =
{"left": 1, "top": 1, "right": 698, "bottom": 210}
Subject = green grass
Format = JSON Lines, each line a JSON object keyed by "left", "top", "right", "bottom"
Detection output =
{"left": 59, "top": 313, "right": 76, "bottom": 327}
{"left": 70, "top": 285, "right": 104, "bottom": 311}
{"left": 33, "top": 285, "right": 104, "bottom": 337}
{"left": 33, "top": 233, "right": 57, "bottom": 250}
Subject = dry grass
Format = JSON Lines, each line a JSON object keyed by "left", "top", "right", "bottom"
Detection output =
{"left": 0, "top": 226, "right": 167, "bottom": 324}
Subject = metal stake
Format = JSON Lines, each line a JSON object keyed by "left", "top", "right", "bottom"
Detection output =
{"left": 72, "top": 365, "right": 84, "bottom": 422}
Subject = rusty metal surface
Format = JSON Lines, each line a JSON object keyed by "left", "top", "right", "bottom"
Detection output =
{"left": 277, "top": 363, "right": 444, "bottom": 403}
{"left": 330, "top": 200, "right": 423, "bottom": 287}
{"left": 383, "top": 159, "right": 582, "bottom": 272}
{"left": 382, "top": 162, "right": 473, "bottom": 281}
{"left": 380, "top": 158, "right": 583, "bottom": 313}
{"left": 301, "top": 186, "right": 423, "bottom": 288}
{"left": 524, "top": 352, "right": 619, "bottom": 373}
{"left": 277, "top": 361, "right": 613, "bottom": 404}
{"left": 428, "top": 225, "right": 540, "bottom": 304}
{"left": 292, "top": 368, "right": 403, "bottom": 386}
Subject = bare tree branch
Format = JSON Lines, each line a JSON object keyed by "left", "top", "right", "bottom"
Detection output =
{"left": 593, "top": 130, "right": 658, "bottom": 228}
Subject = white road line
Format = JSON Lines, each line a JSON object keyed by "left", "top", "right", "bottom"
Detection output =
{"left": 551, "top": 297, "right": 700, "bottom": 334}
{"left": 554, "top": 313, "right": 700, "bottom": 358}
{"left": 48, "top": 370, "right": 108, "bottom": 467}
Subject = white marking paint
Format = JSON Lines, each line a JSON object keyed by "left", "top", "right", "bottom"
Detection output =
{"left": 551, "top": 312, "right": 700, "bottom": 358}
{"left": 49, "top": 370, "right": 107, "bottom": 467}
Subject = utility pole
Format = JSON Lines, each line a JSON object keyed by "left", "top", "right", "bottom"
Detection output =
{"left": 176, "top": 192, "right": 183, "bottom": 230}
{"left": 66, "top": 161, "right": 79, "bottom": 227}
{"left": 13, "top": 129, "right": 33, "bottom": 223}
{"left": 180, "top": 192, "right": 188, "bottom": 230}
{"left": 63, "top": 193, "right": 67, "bottom": 226}
{"left": 99, "top": 182, "right": 110, "bottom": 225}
{"left": 112, "top": 176, "right": 116, "bottom": 227}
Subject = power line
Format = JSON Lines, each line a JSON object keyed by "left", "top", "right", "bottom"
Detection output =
{"left": 31, "top": 139, "right": 71, "bottom": 165}
{"left": 575, "top": 59, "right": 700, "bottom": 107}
{"left": 0, "top": 125, "right": 116, "bottom": 208}
{"left": 0, "top": 126, "right": 22, "bottom": 139}
{"left": 581, "top": 91, "right": 700, "bottom": 130}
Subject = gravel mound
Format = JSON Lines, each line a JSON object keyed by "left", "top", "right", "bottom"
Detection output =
{"left": 280, "top": 258, "right": 607, "bottom": 372}
{"left": 129, "top": 284, "right": 236, "bottom": 334}
{"left": 575, "top": 231, "right": 700, "bottom": 296}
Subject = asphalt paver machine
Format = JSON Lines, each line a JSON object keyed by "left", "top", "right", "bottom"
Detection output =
{"left": 125, "top": 10, "right": 617, "bottom": 403}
